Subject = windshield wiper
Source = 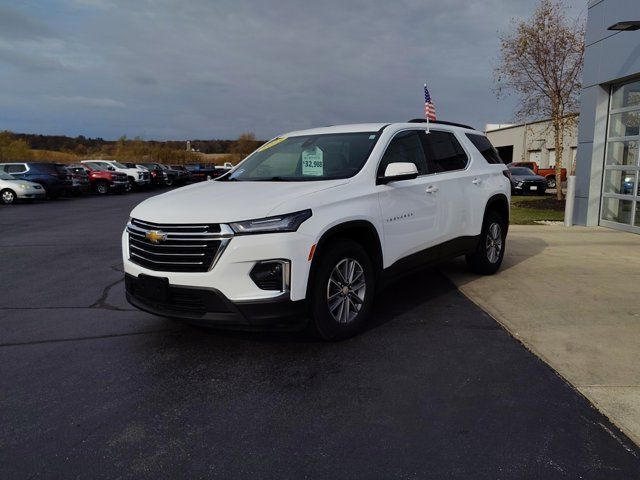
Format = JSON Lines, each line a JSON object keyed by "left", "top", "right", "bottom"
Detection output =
{"left": 252, "top": 176, "right": 292, "bottom": 181}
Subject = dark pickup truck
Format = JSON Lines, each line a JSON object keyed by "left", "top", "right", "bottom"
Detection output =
{"left": 184, "top": 163, "right": 231, "bottom": 181}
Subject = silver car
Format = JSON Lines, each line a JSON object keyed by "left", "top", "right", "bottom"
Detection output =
{"left": 0, "top": 172, "right": 46, "bottom": 204}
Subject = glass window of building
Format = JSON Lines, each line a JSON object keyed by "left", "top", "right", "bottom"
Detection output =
{"left": 602, "top": 78, "right": 640, "bottom": 232}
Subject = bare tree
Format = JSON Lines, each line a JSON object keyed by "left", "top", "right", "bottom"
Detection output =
{"left": 496, "top": 0, "right": 584, "bottom": 200}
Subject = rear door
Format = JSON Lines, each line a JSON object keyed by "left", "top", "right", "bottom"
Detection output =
{"left": 419, "top": 130, "right": 475, "bottom": 239}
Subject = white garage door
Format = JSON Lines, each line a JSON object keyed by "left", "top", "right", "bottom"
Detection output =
{"left": 548, "top": 149, "right": 556, "bottom": 168}
{"left": 528, "top": 150, "right": 541, "bottom": 165}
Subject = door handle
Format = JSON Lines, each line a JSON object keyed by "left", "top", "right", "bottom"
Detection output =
{"left": 425, "top": 185, "right": 439, "bottom": 194}
{"left": 472, "top": 178, "right": 483, "bottom": 185}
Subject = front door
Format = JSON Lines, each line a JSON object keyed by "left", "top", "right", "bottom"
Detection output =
{"left": 377, "top": 130, "right": 442, "bottom": 267}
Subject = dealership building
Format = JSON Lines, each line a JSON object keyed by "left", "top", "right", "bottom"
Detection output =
{"left": 574, "top": 0, "right": 640, "bottom": 233}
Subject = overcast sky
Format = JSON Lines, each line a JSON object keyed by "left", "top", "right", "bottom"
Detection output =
{"left": 0, "top": 0, "right": 586, "bottom": 140}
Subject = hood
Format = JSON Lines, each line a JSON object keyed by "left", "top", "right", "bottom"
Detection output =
{"left": 130, "top": 179, "right": 349, "bottom": 224}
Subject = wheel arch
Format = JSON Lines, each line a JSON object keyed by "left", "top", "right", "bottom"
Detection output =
{"left": 306, "top": 220, "right": 384, "bottom": 299}
{"left": 484, "top": 193, "right": 510, "bottom": 231}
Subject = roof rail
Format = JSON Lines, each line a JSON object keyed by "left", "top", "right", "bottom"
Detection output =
{"left": 407, "top": 119, "right": 475, "bottom": 130}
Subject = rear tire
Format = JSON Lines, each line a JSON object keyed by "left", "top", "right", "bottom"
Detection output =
{"left": 308, "top": 240, "right": 375, "bottom": 341}
{"left": 1, "top": 189, "right": 17, "bottom": 205}
{"left": 546, "top": 176, "right": 556, "bottom": 189}
{"left": 466, "top": 211, "right": 507, "bottom": 275}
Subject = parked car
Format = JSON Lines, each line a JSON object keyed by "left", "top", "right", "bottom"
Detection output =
{"left": 157, "top": 164, "right": 183, "bottom": 186}
{"left": 66, "top": 166, "right": 91, "bottom": 196}
{"left": 170, "top": 165, "right": 193, "bottom": 183}
{"left": 508, "top": 167, "right": 547, "bottom": 195}
{"left": 622, "top": 174, "right": 636, "bottom": 195}
{"left": 0, "top": 162, "right": 72, "bottom": 199}
{"left": 183, "top": 163, "right": 225, "bottom": 181}
{"left": 508, "top": 161, "right": 566, "bottom": 189}
{"left": 81, "top": 160, "right": 150, "bottom": 191}
{"left": 69, "top": 163, "right": 129, "bottom": 195}
{"left": 138, "top": 163, "right": 168, "bottom": 187}
{"left": 123, "top": 120, "right": 510, "bottom": 340}
{"left": 0, "top": 171, "right": 46, "bottom": 204}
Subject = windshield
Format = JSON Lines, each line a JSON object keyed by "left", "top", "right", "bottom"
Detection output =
{"left": 511, "top": 167, "right": 535, "bottom": 176}
{"left": 0, "top": 172, "right": 16, "bottom": 180}
{"left": 224, "top": 132, "right": 379, "bottom": 181}
{"left": 86, "top": 162, "right": 108, "bottom": 171}
{"left": 111, "top": 162, "right": 127, "bottom": 169}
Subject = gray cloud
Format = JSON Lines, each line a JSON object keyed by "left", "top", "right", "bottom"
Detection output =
{"left": 0, "top": 0, "right": 586, "bottom": 139}
{"left": 0, "top": 45, "right": 67, "bottom": 72}
{"left": 0, "top": 6, "right": 55, "bottom": 41}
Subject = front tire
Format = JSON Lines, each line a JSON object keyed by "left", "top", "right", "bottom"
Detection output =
{"left": 1, "top": 189, "right": 17, "bottom": 205}
{"left": 546, "top": 176, "right": 556, "bottom": 189}
{"left": 309, "top": 240, "right": 375, "bottom": 341}
{"left": 95, "top": 181, "right": 109, "bottom": 195}
{"left": 466, "top": 211, "right": 507, "bottom": 275}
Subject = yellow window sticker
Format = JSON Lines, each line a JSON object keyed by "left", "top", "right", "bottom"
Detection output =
{"left": 302, "top": 146, "right": 324, "bottom": 176}
{"left": 256, "top": 136, "right": 287, "bottom": 152}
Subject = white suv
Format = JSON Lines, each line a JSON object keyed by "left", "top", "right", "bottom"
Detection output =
{"left": 123, "top": 121, "right": 510, "bottom": 339}
{"left": 81, "top": 160, "right": 150, "bottom": 190}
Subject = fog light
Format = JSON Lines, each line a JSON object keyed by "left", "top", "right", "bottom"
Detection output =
{"left": 250, "top": 260, "right": 290, "bottom": 291}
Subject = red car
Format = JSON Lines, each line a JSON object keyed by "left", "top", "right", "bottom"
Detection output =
{"left": 68, "top": 164, "right": 129, "bottom": 195}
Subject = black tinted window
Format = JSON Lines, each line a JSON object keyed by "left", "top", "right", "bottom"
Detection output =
{"left": 466, "top": 134, "right": 503, "bottom": 164}
{"left": 421, "top": 131, "right": 468, "bottom": 172}
{"left": 5, "top": 164, "right": 26, "bottom": 173}
{"left": 378, "top": 130, "right": 428, "bottom": 177}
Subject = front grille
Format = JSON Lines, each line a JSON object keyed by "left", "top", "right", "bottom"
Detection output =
{"left": 127, "top": 218, "right": 233, "bottom": 272}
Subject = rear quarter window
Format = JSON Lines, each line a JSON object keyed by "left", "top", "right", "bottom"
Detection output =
{"left": 466, "top": 134, "right": 503, "bottom": 164}
{"left": 5, "top": 164, "right": 27, "bottom": 174}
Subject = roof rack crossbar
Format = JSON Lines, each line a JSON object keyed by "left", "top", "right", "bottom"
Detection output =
{"left": 407, "top": 119, "right": 475, "bottom": 130}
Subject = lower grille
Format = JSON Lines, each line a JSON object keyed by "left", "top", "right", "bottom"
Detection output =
{"left": 127, "top": 218, "right": 233, "bottom": 272}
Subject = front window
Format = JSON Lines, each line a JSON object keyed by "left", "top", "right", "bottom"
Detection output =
{"left": 86, "top": 162, "right": 108, "bottom": 171}
{"left": 111, "top": 162, "right": 127, "bottom": 169}
{"left": 225, "top": 132, "right": 379, "bottom": 181}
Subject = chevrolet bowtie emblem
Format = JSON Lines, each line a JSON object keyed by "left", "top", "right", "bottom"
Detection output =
{"left": 145, "top": 230, "right": 167, "bottom": 244}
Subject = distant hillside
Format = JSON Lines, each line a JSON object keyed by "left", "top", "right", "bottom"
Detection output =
{"left": 0, "top": 131, "right": 264, "bottom": 164}
{"left": 11, "top": 132, "right": 252, "bottom": 155}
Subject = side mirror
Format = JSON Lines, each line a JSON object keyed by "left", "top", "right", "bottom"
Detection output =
{"left": 377, "top": 162, "right": 419, "bottom": 185}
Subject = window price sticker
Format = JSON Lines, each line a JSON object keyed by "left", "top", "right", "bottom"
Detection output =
{"left": 301, "top": 146, "right": 324, "bottom": 176}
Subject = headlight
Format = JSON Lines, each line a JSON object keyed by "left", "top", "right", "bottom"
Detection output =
{"left": 516, "top": 181, "right": 524, "bottom": 187}
{"left": 230, "top": 210, "right": 312, "bottom": 234}
{"left": 19, "top": 184, "right": 30, "bottom": 189}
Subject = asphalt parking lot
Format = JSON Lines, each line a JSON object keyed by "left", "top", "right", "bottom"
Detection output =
{"left": 1, "top": 191, "right": 640, "bottom": 479}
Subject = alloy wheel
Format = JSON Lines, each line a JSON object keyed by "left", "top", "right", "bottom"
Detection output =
{"left": 327, "top": 258, "right": 366, "bottom": 324}
{"left": 485, "top": 223, "right": 503, "bottom": 264}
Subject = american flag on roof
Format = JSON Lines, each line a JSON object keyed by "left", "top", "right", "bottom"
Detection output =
{"left": 424, "top": 83, "right": 436, "bottom": 121}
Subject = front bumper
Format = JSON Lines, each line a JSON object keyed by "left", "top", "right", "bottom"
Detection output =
{"left": 16, "top": 189, "right": 46, "bottom": 199}
{"left": 112, "top": 180, "right": 129, "bottom": 190}
{"left": 125, "top": 273, "right": 307, "bottom": 328}
{"left": 122, "top": 228, "right": 314, "bottom": 302}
